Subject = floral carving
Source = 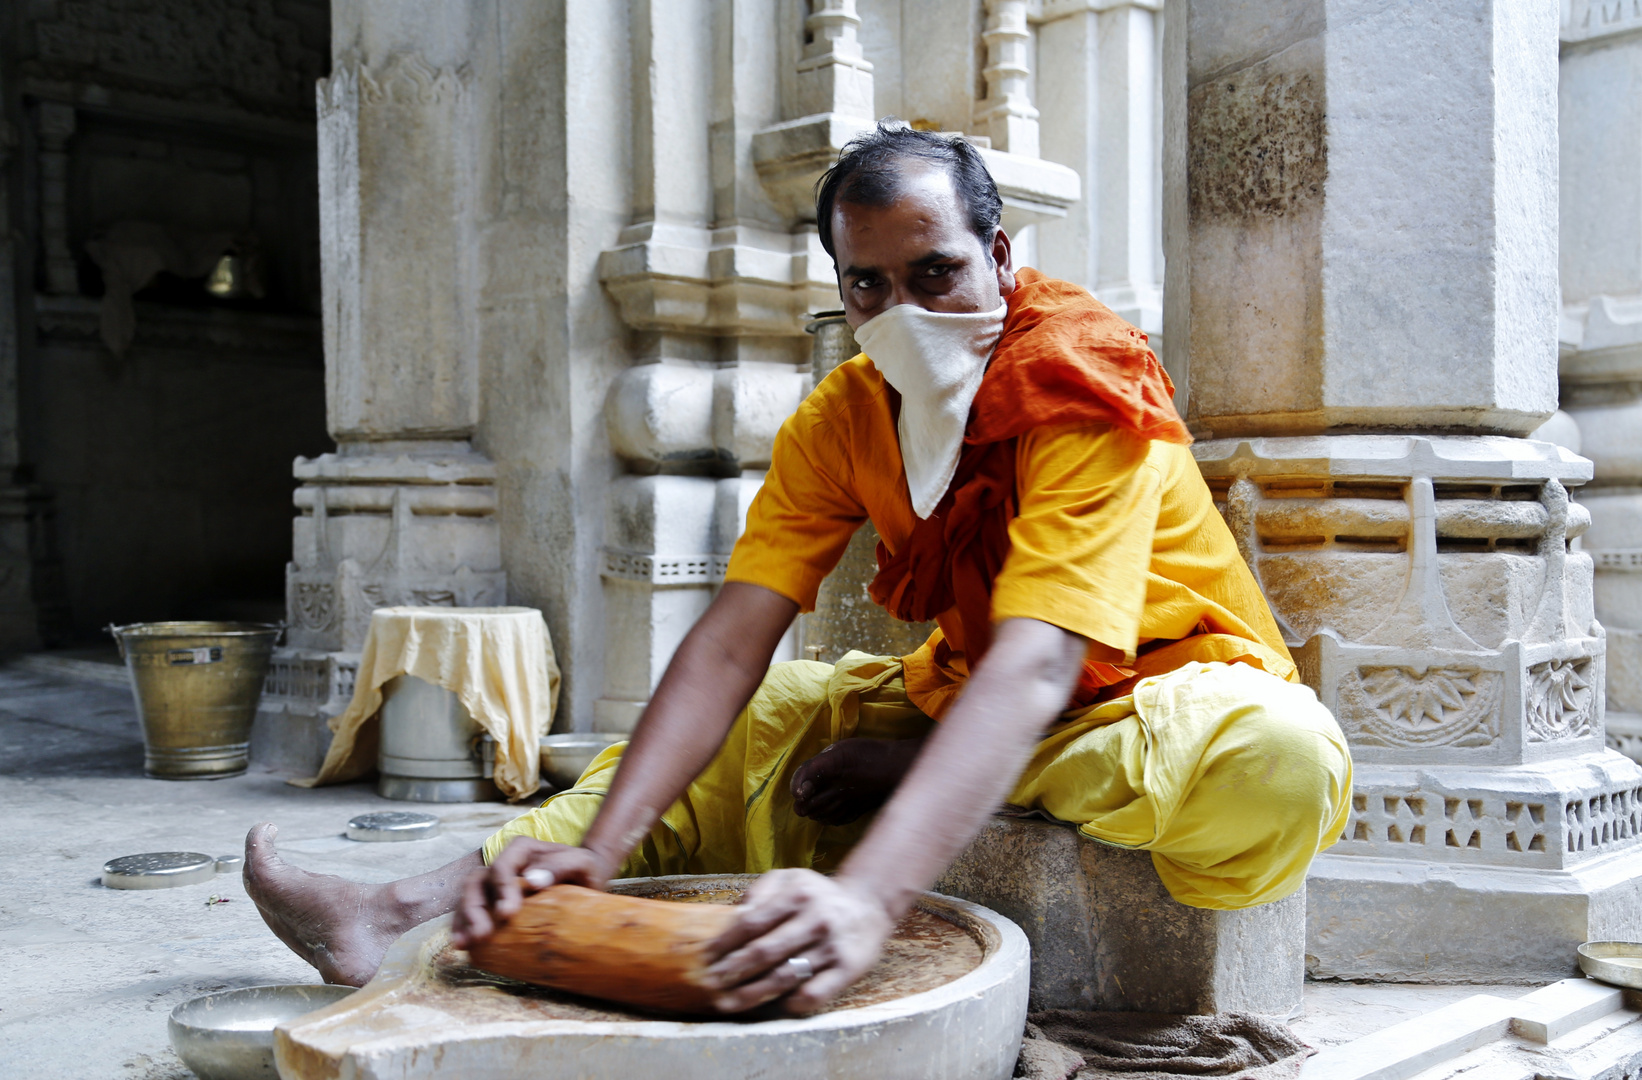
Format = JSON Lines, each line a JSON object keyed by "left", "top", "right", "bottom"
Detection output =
{"left": 291, "top": 582, "right": 336, "bottom": 632}
{"left": 358, "top": 55, "right": 468, "bottom": 107}
{"left": 1526, "top": 659, "right": 1595, "bottom": 743}
{"left": 1348, "top": 665, "right": 1502, "bottom": 749}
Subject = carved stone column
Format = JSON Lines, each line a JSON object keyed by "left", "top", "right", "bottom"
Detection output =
{"left": 977, "top": 0, "right": 1039, "bottom": 157}
{"left": 258, "top": 13, "right": 504, "bottom": 773}
{"left": 1169, "top": 0, "right": 1642, "bottom": 981}
{"left": 1034, "top": 0, "right": 1165, "bottom": 339}
{"left": 592, "top": 0, "right": 816, "bottom": 733}
{"left": 1559, "top": 2, "right": 1642, "bottom": 766}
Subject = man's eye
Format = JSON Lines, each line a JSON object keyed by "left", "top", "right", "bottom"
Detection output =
{"left": 924, "top": 264, "right": 952, "bottom": 278}
{"left": 851, "top": 277, "right": 880, "bottom": 290}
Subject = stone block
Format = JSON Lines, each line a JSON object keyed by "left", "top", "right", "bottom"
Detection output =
{"left": 1307, "top": 843, "right": 1642, "bottom": 983}
{"left": 934, "top": 815, "right": 1304, "bottom": 1016}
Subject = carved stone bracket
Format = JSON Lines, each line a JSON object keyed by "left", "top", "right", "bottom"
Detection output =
{"left": 598, "top": 222, "right": 837, "bottom": 340}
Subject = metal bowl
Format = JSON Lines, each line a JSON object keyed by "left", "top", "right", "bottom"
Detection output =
{"left": 540, "top": 733, "right": 625, "bottom": 789}
{"left": 168, "top": 984, "right": 354, "bottom": 1079}
{"left": 1577, "top": 941, "right": 1642, "bottom": 989}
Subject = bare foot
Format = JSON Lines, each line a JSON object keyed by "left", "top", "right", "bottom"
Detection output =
{"left": 791, "top": 737, "right": 924, "bottom": 826}
{"left": 243, "top": 823, "right": 475, "bottom": 986}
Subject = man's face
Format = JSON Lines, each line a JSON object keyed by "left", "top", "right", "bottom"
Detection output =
{"left": 831, "top": 165, "right": 1015, "bottom": 331}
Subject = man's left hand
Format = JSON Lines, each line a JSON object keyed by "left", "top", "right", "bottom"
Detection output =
{"left": 702, "top": 868, "right": 893, "bottom": 1014}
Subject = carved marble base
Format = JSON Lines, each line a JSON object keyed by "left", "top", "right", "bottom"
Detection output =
{"left": 1332, "top": 756, "right": 1642, "bottom": 871}
{"left": 251, "top": 648, "right": 360, "bottom": 776}
{"left": 286, "top": 441, "right": 507, "bottom": 653}
{"left": 1608, "top": 711, "right": 1642, "bottom": 766}
{"left": 1298, "top": 632, "right": 1606, "bottom": 768}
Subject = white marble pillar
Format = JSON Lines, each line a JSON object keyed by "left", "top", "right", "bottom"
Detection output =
{"left": 593, "top": 0, "right": 819, "bottom": 732}
{"left": 1559, "top": 2, "right": 1642, "bottom": 765}
{"left": 261, "top": 4, "right": 506, "bottom": 767}
{"left": 1170, "top": 0, "right": 1642, "bottom": 982}
{"left": 1035, "top": 0, "right": 1164, "bottom": 337}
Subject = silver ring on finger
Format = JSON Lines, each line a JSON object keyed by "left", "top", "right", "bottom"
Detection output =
{"left": 785, "top": 956, "right": 814, "bottom": 981}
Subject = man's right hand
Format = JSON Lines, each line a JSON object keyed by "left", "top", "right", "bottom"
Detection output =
{"left": 450, "top": 838, "right": 613, "bottom": 948}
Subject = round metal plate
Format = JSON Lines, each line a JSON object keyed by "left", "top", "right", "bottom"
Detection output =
{"left": 214, "top": 854, "right": 244, "bottom": 873}
{"left": 1578, "top": 941, "right": 1642, "bottom": 989}
{"left": 102, "top": 851, "right": 218, "bottom": 890}
{"left": 347, "top": 811, "right": 442, "bottom": 842}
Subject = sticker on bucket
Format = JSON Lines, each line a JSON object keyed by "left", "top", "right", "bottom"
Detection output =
{"left": 167, "top": 647, "right": 223, "bottom": 665}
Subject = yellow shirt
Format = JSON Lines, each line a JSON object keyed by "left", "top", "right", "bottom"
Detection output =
{"left": 724, "top": 354, "right": 1294, "bottom": 717}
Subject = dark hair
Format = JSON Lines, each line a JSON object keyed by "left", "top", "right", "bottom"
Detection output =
{"left": 814, "top": 119, "right": 1004, "bottom": 260}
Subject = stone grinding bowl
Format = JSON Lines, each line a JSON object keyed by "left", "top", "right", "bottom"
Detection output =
{"left": 169, "top": 984, "right": 355, "bottom": 1079}
{"left": 1578, "top": 941, "right": 1642, "bottom": 989}
{"left": 540, "top": 733, "right": 625, "bottom": 790}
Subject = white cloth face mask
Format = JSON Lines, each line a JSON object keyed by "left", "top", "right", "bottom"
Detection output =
{"left": 854, "top": 300, "right": 1008, "bottom": 519}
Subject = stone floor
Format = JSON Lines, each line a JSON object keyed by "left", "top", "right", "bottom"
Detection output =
{"left": 0, "top": 659, "right": 1621, "bottom": 1080}
{"left": 0, "top": 662, "right": 521, "bottom": 1079}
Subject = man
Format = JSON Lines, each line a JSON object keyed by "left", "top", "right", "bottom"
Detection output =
{"left": 245, "top": 122, "right": 1351, "bottom": 1015}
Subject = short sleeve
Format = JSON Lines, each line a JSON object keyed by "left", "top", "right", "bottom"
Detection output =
{"left": 722, "top": 398, "right": 867, "bottom": 611}
{"left": 989, "top": 424, "right": 1161, "bottom": 658}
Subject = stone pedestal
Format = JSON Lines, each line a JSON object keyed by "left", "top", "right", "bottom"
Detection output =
{"left": 1558, "top": 6, "right": 1642, "bottom": 765}
{"left": 259, "top": 11, "right": 505, "bottom": 773}
{"left": 936, "top": 816, "right": 1305, "bottom": 1016}
{"left": 1167, "top": 0, "right": 1642, "bottom": 980}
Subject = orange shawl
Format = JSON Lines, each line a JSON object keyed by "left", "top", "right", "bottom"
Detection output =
{"left": 867, "top": 268, "right": 1191, "bottom": 706}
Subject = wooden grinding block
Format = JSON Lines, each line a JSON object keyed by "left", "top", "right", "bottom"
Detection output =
{"left": 466, "top": 884, "right": 741, "bottom": 1014}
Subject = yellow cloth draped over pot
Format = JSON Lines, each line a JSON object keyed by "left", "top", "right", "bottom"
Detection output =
{"left": 294, "top": 607, "right": 560, "bottom": 800}
{"left": 483, "top": 653, "right": 1350, "bottom": 910}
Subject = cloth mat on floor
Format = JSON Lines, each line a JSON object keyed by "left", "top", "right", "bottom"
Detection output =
{"left": 1015, "top": 1011, "right": 1312, "bottom": 1080}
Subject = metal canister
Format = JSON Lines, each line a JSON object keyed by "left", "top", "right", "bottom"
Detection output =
{"left": 376, "top": 675, "right": 499, "bottom": 802}
{"left": 107, "top": 621, "right": 281, "bottom": 779}
{"left": 797, "top": 313, "right": 938, "bottom": 665}
{"left": 805, "top": 310, "right": 858, "bottom": 387}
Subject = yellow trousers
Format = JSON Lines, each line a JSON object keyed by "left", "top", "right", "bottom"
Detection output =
{"left": 483, "top": 655, "right": 1352, "bottom": 909}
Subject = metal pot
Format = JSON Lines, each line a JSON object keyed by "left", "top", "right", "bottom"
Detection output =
{"left": 107, "top": 621, "right": 281, "bottom": 779}
{"left": 376, "top": 674, "right": 499, "bottom": 802}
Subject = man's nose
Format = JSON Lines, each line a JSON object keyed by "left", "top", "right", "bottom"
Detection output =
{"left": 886, "top": 279, "right": 922, "bottom": 309}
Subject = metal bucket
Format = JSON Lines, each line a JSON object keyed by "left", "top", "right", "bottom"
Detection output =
{"left": 108, "top": 621, "right": 281, "bottom": 779}
{"left": 377, "top": 675, "right": 499, "bottom": 802}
